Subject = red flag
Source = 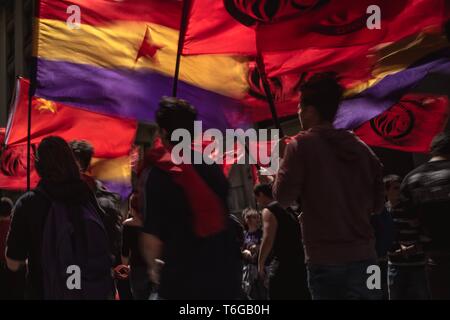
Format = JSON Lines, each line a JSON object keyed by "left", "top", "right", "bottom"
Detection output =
{"left": 262, "top": 44, "right": 373, "bottom": 85}
{"left": 256, "top": 0, "right": 445, "bottom": 51}
{"left": 183, "top": 0, "right": 256, "bottom": 55}
{"left": 355, "top": 94, "right": 450, "bottom": 153}
{"left": 5, "top": 78, "right": 137, "bottom": 158}
{"left": 0, "top": 78, "right": 137, "bottom": 190}
{"left": 183, "top": 0, "right": 356, "bottom": 54}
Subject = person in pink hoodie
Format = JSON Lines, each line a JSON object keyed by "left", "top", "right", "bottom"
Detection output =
{"left": 273, "top": 73, "right": 385, "bottom": 300}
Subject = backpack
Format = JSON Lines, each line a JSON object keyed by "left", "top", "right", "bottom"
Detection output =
{"left": 40, "top": 189, "right": 113, "bottom": 300}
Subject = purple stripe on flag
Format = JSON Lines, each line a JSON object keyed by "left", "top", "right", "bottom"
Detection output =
{"left": 35, "top": 59, "right": 251, "bottom": 131}
{"left": 101, "top": 180, "right": 132, "bottom": 201}
{"left": 335, "top": 52, "right": 450, "bottom": 130}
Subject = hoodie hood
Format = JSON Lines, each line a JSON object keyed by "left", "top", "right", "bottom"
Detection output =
{"left": 310, "top": 126, "right": 362, "bottom": 162}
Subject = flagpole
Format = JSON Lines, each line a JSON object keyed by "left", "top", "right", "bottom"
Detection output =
{"left": 172, "top": 0, "right": 191, "bottom": 97}
{"left": 26, "top": 78, "right": 33, "bottom": 191}
{"left": 256, "top": 53, "right": 285, "bottom": 137}
{"left": 27, "top": 0, "right": 39, "bottom": 191}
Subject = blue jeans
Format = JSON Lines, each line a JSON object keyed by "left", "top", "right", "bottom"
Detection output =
{"left": 307, "top": 260, "right": 382, "bottom": 300}
{"left": 388, "top": 264, "right": 430, "bottom": 300}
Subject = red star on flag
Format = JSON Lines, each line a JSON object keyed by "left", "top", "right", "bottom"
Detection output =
{"left": 135, "top": 27, "right": 163, "bottom": 63}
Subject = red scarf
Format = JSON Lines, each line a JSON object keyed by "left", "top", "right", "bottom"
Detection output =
{"left": 140, "top": 137, "right": 226, "bottom": 238}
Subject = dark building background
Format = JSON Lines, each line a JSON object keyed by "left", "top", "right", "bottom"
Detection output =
{"left": 0, "top": 0, "right": 35, "bottom": 127}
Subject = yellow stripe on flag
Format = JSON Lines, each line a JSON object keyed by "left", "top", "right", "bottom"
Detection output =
{"left": 90, "top": 156, "right": 131, "bottom": 183}
{"left": 344, "top": 27, "right": 448, "bottom": 97}
{"left": 36, "top": 19, "right": 249, "bottom": 99}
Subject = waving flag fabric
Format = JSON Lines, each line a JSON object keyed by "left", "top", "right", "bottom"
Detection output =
{"left": 355, "top": 94, "right": 449, "bottom": 153}
{"left": 0, "top": 146, "right": 133, "bottom": 195}
{"left": 185, "top": 0, "right": 446, "bottom": 54}
{"left": 0, "top": 78, "right": 136, "bottom": 195}
{"left": 5, "top": 79, "right": 136, "bottom": 157}
{"left": 183, "top": 0, "right": 256, "bottom": 55}
{"left": 181, "top": 0, "right": 450, "bottom": 128}
{"left": 35, "top": 0, "right": 252, "bottom": 131}
{"left": 334, "top": 46, "right": 450, "bottom": 130}
{"left": 34, "top": 0, "right": 450, "bottom": 135}
{"left": 256, "top": 0, "right": 445, "bottom": 51}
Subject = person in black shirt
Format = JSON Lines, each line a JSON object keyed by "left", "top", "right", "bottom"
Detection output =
{"left": 140, "top": 97, "right": 241, "bottom": 300}
{"left": 400, "top": 132, "right": 450, "bottom": 299}
{"left": 255, "top": 183, "right": 310, "bottom": 300}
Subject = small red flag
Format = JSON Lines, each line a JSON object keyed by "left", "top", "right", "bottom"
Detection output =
{"left": 5, "top": 78, "right": 136, "bottom": 158}
{"left": 0, "top": 78, "right": 137, "bottom": 190}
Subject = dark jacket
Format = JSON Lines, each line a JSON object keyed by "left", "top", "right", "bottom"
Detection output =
{"left": 6, "top": 179, "right": 103, "bottom": 299}
{"left": 82, "top": 174, "right": 123, "bottom": 263}
{"left": 273, "top": 126, "right": 384, "bottom": 265}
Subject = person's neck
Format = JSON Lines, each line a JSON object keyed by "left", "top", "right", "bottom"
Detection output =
{"left": 430, "top": 155, "right": 450, "bottom": 162}
{"left": 248, "top": 225, "right": 258, "bottom": 233}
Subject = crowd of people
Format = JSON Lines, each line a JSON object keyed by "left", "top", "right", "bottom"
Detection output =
{"left": 0, "top": 73, "right": 449, "bottom": 300}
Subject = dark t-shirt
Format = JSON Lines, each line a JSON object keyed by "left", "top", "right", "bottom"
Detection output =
{"left": 267, "top": 202, "right": 305, "bottom": 268}
{"left": 121, "top": 224, "right": 146, "bottom": 267}
{"left": 6, "top": 190, "right": 50, "bottom": 299}
{"left": 142, "top": 162, "right": 239, "bottom": 300}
